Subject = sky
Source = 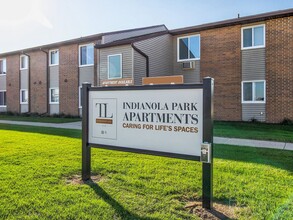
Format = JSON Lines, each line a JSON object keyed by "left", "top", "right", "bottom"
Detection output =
{"left": 0, "top": 0, "right": 292, "bottom": 53}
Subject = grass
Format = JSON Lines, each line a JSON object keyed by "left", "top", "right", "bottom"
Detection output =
{"left": 0, "top": 114, "right": 81, "bottom": 123}
{"left": 0, "top": 124, "right": 292, "bottom": 219}
{"left": 214, "top": 121, "right": 293, "bottom": 143}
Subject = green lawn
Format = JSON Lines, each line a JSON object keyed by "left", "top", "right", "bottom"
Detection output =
{"left": 0, "top": 115, "right": 81, "bottom": 123}
{"left": 0, "top": 124, "right": 292, "bottom": 219}
{"left": 214, "top": 121, "right": 293, "bottom": 143}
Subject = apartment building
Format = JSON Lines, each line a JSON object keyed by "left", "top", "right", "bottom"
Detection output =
{"left": 0, "top": 9, "right": 292, "bottom": 123}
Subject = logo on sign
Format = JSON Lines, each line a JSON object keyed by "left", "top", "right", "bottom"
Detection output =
{"left": 93, "top": 99, "right": 117, "bottom": 139}
{"left": 96, "top": 103, "right": 113, "bottom": 124}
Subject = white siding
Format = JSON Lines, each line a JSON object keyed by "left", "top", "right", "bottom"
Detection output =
{"left": 242, "top": 103, "right": 266, "bottom": 122}
{"left": 242, "top": 48, "right": 265, "bottom": 81}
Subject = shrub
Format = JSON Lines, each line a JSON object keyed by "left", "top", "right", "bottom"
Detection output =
{"left": 281, "top": 118, "right": 293, "bottom": 125}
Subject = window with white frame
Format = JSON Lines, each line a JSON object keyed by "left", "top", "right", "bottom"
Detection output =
{"left": 79, "top": 44, "right": 94, "bottom": 66}
{"left": 0, "top": 59, "right": 6, "bottom": 75}
{"left": 0, "top": 91, "right": 6, "bottom": 107}
{"left": 20, "top": 89, "right": 28, "bottom": 104}
{"left": 79, "top": 86, "right": 82, "bottom": 108}
{"left": 177, "top": 35, "right": 200, "bottom": 61}
{"left": 108, "top": 54, "right": 122, "bottom": 79}
{"left": 242, "top": 80, "right": 265, "bottom": 103}
{"left": 49, "top": 88, "right": 59, "bottom": 104}
{"left": 20, "top": 55, "right": 28, "bottom": 70}
{"left": 242, "top": 24, "right": 265, "bottom": 49}
{"left": 49, "top": 50, "right": 59, "bottom": 66}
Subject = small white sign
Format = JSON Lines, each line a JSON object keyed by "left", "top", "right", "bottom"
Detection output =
{"left": 88, "top": 88, "right": 203, "bottom": 156}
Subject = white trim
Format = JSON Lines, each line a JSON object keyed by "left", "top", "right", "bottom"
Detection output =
{"left": 108, "top": 54, "right": 122, "bottom": 79}
{"left": 79, "top": 64, "right": 94, "bottom": 68}
{"left": 241, "top": 80, "right": 266, "bottom": 104}
{"left": 0, "top": 58, "right": 6, "bottom": 76}
{"left": 49, "top": 49, "right": 59, "bottom": 66}
{"left": 241, "top": 24, "right": 265, "bottom": 50}
{"left": 20, "top": 55, "right": 28, "bottom": 70}
{"left": 79, "top": 86, "right": 82, "bottom": 108}
{"left": 0, "top": 90, "right": 6, "bottom": 107}
{"left": 79, "top": 43, "right": 94, "bottom": 67}
{"left": 177, "top": 34, "right": 201, "bottom": 62}
{"left": 49, "top": 87, "right": 59, "bottom": 104}
{"left": 20, "top": 89, "right": 28, "bottom": 104}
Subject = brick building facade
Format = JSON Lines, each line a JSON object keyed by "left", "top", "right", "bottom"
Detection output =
{"left": 201, "top": 25, "right": 242, "bottom": 121}
{"left": 0, "top": 9, "right": 292, "bottom": 123}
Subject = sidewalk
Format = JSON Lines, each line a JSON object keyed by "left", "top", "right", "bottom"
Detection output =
{"left": 214, "top": 137, "right": 293, "bottom": 151}
{"left": 0, "top": 120, "right": 292, "bottom": 151}
{"left": 0, "top": 120, "right": 81, "bottom": 130}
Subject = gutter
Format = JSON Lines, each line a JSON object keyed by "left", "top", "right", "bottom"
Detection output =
{"left": 40, "top": 48, "right": 49, "bottom": 114}
{"left": 131, "top": 43, "right": 149, "bottom": 77}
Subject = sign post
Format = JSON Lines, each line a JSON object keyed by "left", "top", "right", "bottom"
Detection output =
{"left": 202, "top": 78, "right": 214, "bottom": 209}
{"left": 82, "top": 77, "right": 214, "bottom": 209}
{"left": 82, "top": 83, "right": 91, "bottom": 181}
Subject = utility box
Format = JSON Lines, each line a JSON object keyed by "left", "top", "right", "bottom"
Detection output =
{"left": 200, "top": 143, "right": 211, "bottom": 163}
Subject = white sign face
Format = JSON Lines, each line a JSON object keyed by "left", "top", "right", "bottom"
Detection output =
{"left": 88, "top": 88, "right": 203, "bottom": 157}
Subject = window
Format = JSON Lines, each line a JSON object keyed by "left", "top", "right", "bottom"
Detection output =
{"left": 20, "top": 55, "right": 28, "bottom": 70}
{"left": 49, "top": 49, "right": 59, "bottom": 66}
{"left": 0, "top": 59, "right": 6, "bottom": 75}
{"left": 0, "top": 91, "right": 6, "bottom": 107}
{"left": 49, "top": 88, "right": 59, "bottom": 104}
{"left": 79, "top": 86, "right": 82, "bottom": 108}
{"left": 79, "top": 44, "right": 94, "bottom": 66}
{"left": 20, "top": 89, "right": 28, "bottom": 104}
{"left": 177, "top": 35, "right": 200, "bottom": 61}
{"left": 242, "top": 81, "right": 265, "bottom": 103}
{"left": 242, "top": 24, "right": 265, "bottom": 49}
{"left": 108, "top": 54, "right": 122, "bottom": 79}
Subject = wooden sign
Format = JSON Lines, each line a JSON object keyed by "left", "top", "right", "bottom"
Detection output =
{"left": 142, "top": 75, "right": 184, "bottom": 85}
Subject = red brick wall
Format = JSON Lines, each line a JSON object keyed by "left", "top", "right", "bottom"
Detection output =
{"left": 201, "top": 25, "right": 242, "bottom": 121}
{"left": 266, "top": 17, "right": 293, "bottom": 123}
{"left": 6, "top": 55, "right": 20, "bottom": 113}
{"left": 29, "top": 51, "right": 48, "bottom": 114}
{"left": 59, "top": 44, "right": 79, "bottom": 116}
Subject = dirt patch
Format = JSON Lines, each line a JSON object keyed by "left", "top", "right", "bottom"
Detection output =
{"left": 185, "top": 201, "right": 246, "bottom": 219}
{"left": 65, "top": 174, "right": 106, "bottom": 185}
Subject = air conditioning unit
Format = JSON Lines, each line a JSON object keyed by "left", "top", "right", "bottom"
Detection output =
{"left": 182, "top": 61, "right": 195, "bottom": 70}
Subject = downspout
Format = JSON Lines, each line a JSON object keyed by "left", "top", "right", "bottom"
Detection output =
{"left": 40, "top": 48, "right": 49, "bottom": 114}
{"left": 22, "top": 52, "right": 31, "bottom": 113}
{"left": 18, "top": 56, "right": 21, "bottom": 114}
{"left": 131, "top": 43, "right": 149, "bottom": 77}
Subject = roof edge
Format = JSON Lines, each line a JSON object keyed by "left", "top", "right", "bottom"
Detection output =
{"left": 0, "top": 34, "right": 103, "bottom": 57}
{"left": 95, "top": 30, "right": 170, "bottom": 49}
{"left": 170, "top": 8, "right": 293, "bottom": 35}
{"left": 102, "top": 24, "right": 167, "bottom": 36}
{"left": 0, "top": 24, "right": 167, "bottom": 57}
